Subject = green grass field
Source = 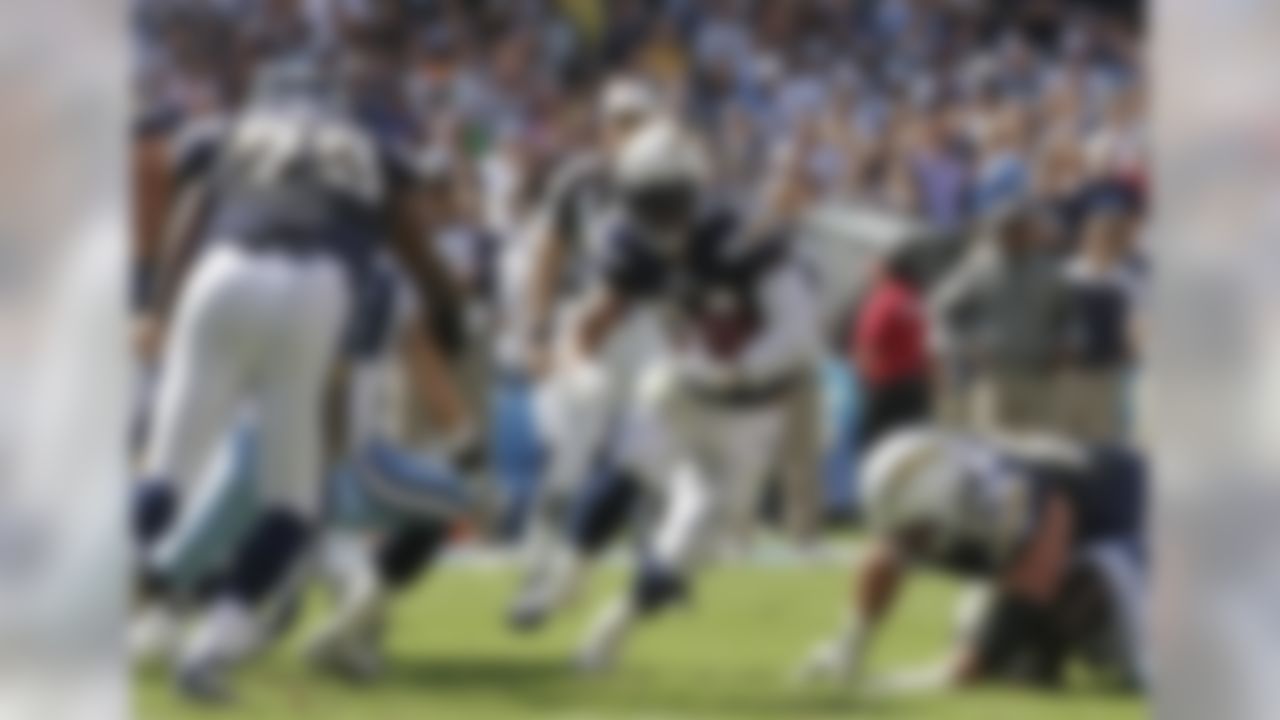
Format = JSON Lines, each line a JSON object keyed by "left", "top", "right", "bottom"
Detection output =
{"left": 136, "top": 563, "right": 1144, "bottom": 719}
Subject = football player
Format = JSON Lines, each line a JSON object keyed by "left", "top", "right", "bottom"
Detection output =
{"left": 555, "top": 120, "right": 826, "bottom": 670}
{"left": 507, "top": 76, "right": 667, "bottom": 628}
{"left": 795, "top": 427, "right": 1149, "bottom": 693}
{"left": 130, "top": 50, "right": 462, "bottom": 701}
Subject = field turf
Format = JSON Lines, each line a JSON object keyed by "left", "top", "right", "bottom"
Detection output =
{"left": 136, "top": 561, "right": 1143, "bottom": 719}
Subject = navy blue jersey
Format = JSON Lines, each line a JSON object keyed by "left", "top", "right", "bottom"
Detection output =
{"left": 599, "top": 204, "right": 789, "bottom": 307}
{"left": 173, "top": 103, "right": 419, "bottom": 283}
{"left": 931, "top": 444, "right": 1148, "bottom": 578}
{"left": 1023, "top": 445, "right": 1147, "bottom": 550}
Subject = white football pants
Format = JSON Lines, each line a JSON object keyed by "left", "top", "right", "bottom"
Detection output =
{"left": 621, "top": 364, "right": 792, "bottom": 574}
{"left": 143, "top": 242, "right": 350, "bottom": 518}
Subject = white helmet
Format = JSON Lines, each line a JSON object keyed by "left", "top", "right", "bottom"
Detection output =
{"left": 599, "top": 76, "right": 660, "bottom": 126}
{"left": 613, "top": 119, "right": 711, "bottom": 193}
{"left": 859, "top": 427, "right": 969, "bottom": 549}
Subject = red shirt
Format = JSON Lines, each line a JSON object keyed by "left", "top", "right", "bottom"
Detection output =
{"left": 852, "top": 277, "right": 929, "bottom": 386}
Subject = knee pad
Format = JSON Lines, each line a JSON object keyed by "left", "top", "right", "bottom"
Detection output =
{"left": 631, "top": 565, "right": 688, "bottom": 615}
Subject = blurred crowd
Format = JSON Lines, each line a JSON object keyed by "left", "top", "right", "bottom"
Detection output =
{"left": 135, "top": 0, "right": 1143, "bottom": 221}
{"left": 133, "top": 0, "right": 1148, "bottom": 453}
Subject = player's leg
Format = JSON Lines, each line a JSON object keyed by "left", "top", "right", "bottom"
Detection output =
{"left": 306, "top": 521, "right": 456, "bottom": 682}
{"left": 306, "top": 442, "right": 471, "bottom": 679}
{"left": 135, "top": 246, "right": 257, "bottom": 550}
{"left": 131, "top": 247, "right": 265, "bottom": 666}
{"left": 511, "top": 363, "right": 675, "bottom": 631}
{"left": 176, "top": 256, "right": 349, "bottom": 699}
{"left": 576, "top": 453, "right": 718, "bottom": 672}
{"left": 510, "top": 358, "right": 618, "bottom": 626}
{"left": 131, "top": 422, "right": 261, "bottom": 665}
{"left": 509, "top": 460, "right": 642, "bottom": 631}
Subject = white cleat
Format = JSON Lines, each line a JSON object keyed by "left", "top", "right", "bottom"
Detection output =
{"left": 305, "top": 580, "right": 388, "bottom": 683}
{"left": 792, "top": 637, "right": 857, "bottom": 686}
{"left": 573, "top": 597, "right": 634, "bottom": 675}
{"left": 507, "top": 562, "right": 557, "bottom": 631}
{"left": 173, "top": 600, "right": 261, "bottom": 704}
{"left": 129, "top": 603, "right": 184, "bottom": 668}
{"left": 306, "top": 631, "right": 385, "bottom": 683}
{"left": 573, "top": 642, "right": 615, "bottom": 676}
{"left": 508, "top": 549, "right": 583, "bottom": 632}
{"left": 305, "top": 611, "right": 387, "bottom": 684}
{"left": 175, "top": 655, "right": 234, "bottom": 706}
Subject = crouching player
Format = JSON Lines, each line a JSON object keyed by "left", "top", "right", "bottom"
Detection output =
{"left": 559, "top": 121, "right": 825, "bottom": 671}
{"left": 796, "top": 427, "right": 1149, "bottom": 693}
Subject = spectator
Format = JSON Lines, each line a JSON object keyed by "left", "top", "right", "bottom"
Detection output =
{"left": 1058, "top": 193, "right": 1143, "bottom": 441}
{"left": 931, "top": 203, "right": 1071, "bottom": 434}
{"left": 851, "top": 248, "right": 932, "bottom": 448}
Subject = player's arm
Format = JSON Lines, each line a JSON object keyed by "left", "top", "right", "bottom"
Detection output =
{"left": 386, "top": 188, "right": 478, "bottom": 456}
{"left": 523, "top": 160, "right": 593, "bottom": 373}
{"left": 399, "top": 314, "right": 478, "bottom": 463}
{"left": 388, "top": 188, "right": 466, "bottom": 355}
{"left": 563, "top": 224, "right": 655, "bottom": 365}
{"left": 136, "top": 167, "right": 213, "bottom": 365}
{"left": 964, "top": 490, "right": 1074, "bottom": 684}
{"left": 150, "top": 181, "right": 211, "bottom": 320}
{"left": 523, "top": 219, "right": 570, "bottom": 373}
{"left": 568, "top": 283, "right": 631, "bottom": 364}
{"left": 135, "top": 118, "right": 227, "bottom": 361}
{"left": 132, "top": 130, "right": 173, "bottom": 314}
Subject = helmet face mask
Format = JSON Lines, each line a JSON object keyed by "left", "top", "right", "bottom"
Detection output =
{"left": 623, "top": 178, "right": 699, "bottom": 239}
{"left": 612, "top": 120, "right": 709, "bottom": 250}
